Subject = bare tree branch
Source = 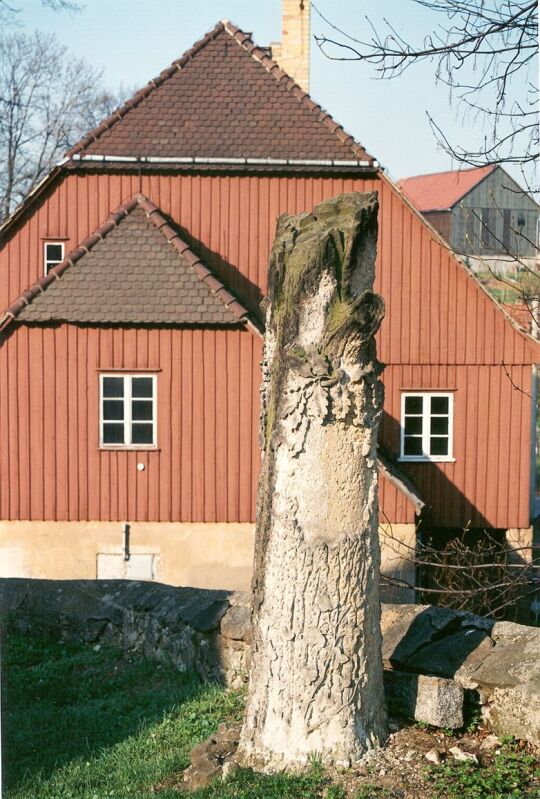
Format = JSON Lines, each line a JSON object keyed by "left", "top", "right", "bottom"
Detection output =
{"left": 0, "top": 31, "right": 128, "bottom": 222}
{"left": 313, "top": 1, "right": 539, "bottom": 170}
{"left": 0, "top": 0, "right": 81, "bottom": 27}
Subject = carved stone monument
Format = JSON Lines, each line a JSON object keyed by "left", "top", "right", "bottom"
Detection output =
{"left": 237, "top": 192, "right": 388, "bottom": 770}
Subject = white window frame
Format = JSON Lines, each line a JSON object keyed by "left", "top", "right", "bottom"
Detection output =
{"left": 99, "top": 373, "right": 157, "bottom": 450}
{"left": 399, "top": 391, "right": 454, "bottom": 463}
{"left": 44, "top": 241, "right": 65, "bottom": 275}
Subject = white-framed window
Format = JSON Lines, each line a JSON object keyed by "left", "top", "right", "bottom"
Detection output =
{"left": 44, "top": 241, "right": 64, "bottom": 274}
{"left": 100, "top": 374, "right": 157, "bottom": 449}
{"left": 400, "top": 392, "right": 454, "bottom": 462}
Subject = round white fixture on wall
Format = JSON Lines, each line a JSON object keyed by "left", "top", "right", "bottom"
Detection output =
{"left": 137, "top": 463, "right": 145, "bottom": 471}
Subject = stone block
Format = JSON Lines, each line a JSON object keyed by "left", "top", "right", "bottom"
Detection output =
{"left": 485, "top": 680, "right": 540, "bottom": 746}
{"left": 384, "top": 669, "right": 464, "bottom": 729}
{"left": 220, "top": 604, "right": 252, "bottom": 643}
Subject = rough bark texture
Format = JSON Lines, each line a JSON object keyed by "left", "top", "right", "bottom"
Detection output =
{"left": 237, "top": 192, "right": 387, "bottom": 771}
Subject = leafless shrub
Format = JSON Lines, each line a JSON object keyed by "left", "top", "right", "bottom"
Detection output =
{"left": 380, "top": 524, "right": 540, "bottom": 621}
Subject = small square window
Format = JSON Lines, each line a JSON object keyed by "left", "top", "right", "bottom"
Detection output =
{"left": 44, "top": 242, "right": 65, "bottom": 275}
{"left": 400, "top": 392, "right": 454, "bottom": 462}
{"left": 100, "top": 374, "right": 157, "bottom": 448}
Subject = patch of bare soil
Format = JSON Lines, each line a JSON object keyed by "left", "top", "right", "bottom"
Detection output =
{"left": 155, "top": 717, "right": 540, "bottom": 797}
{"left": 330, "top": 721, "right": 540, "bottom": 798}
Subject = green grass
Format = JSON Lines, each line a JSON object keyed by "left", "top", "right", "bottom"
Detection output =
{"left": 3, "top": 633, "right": 244, "bottom": 799}
{"left": 428, "top": 740, "right": 540, "bottom": 799}
{"left": 2, "top": 633, "right": 344, "bottom": 799}
{"left": 4, "top": 633, "right": 539, "bottom": 799}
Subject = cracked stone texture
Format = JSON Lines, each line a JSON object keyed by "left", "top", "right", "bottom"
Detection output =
{"left": 0, "top": 578, "right": 243, "bottom": 684}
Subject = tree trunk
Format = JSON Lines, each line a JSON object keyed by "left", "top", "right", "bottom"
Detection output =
{"left": 237, "top": 192, "right": 388, "bottom": 771}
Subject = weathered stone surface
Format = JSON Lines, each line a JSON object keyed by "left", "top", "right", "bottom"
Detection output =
{"left": 384, "top": 669, "right": 464, "bottom": 729}
{"left": 380, "top": 602, "right": 540, "bottom": 745}
{"left": 0, "top": 578, "right": 236, "bottom": 683}
{"left": 449, "top": 746, "right": 478, "bottom": 764}
{"left": 238, "top": 192, "right": 387, "bottom": 770}
{"left": 464, "top": 624, "right": 540, "bottom": 689}
{"left": 425, "top": 748, "right": 442, "bottom": 765}
{"left": 3, "top": 580, "right": 540, "bottom": 745}
{"left": 220, "top": 605, "right": 252, "bottom": 643}
{"left": 381, "top": 603, "right": 494, "bottom": 678}
{"left": 485, "top": 681, "right": 540, "bottom": 744}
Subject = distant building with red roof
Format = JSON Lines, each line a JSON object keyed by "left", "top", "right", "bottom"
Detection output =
{"left": 398, "top": 165, "right": 539, "bottom": 260}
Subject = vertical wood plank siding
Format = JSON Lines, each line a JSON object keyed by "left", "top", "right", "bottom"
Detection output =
{"left": 0, "top": 326, "right": 262, "bottom": 523}
{"left": 0, "top": 172, "right": 537, "bottom": 526}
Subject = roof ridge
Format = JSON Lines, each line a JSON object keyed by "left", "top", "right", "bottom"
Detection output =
{"left": 134, "top": 194, "right": 261, "bottom": 333}
{"left": 66, "top": 19, "right": 375, "bottom": 165}
{"left": 0, "top": 194, "right": 262, "bottom": 335}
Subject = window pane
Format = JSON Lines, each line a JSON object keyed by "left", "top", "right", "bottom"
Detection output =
{"left": 131, "top": 423, "right": 154, "bottom": 444}
{"left": 404, "top": 416, "right": 422, "bottom": 435}
{"left": 431, "top": 396, "right": 449, "bottom": 414}
{"left": 431, "top": 416, "right": 449, "bottom": 435}
{"left": 404, "top": 436, "right": 423, "bottom": 456}
{"left": 430, "top": 436, "right": 449, "bottom": 456}
{"left": 405, "top": 395, "right": 423, "bottom": 414}
{"left": 132, "top": 400, "right": 153, "bottom": 421}
{"left": 103, "top": 423, "right": 125, "bottom": 444}
{"left": 103, "top": 400, "right": 124, "bottom": 421}
{"left": 46, "top": 243, "right": 63, "bottom": 261}
{"left": 132, "top": 377, "right": 153, "bottom": 398}
{"left": 103, "top": 377, "right": 124, "bottom": 398}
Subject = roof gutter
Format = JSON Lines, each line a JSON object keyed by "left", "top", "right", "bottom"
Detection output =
{"left": 70, "top": 153, "right": 378, "bottom": 168}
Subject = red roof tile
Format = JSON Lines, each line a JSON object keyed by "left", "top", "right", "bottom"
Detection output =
{"left": 1, "top": 195, "right": 260, "bottom": 331}
{"left": 397, "top": 165, "right": 497, "bottom": 212}
{"left": 66, "top": 20, "right": 375, "bottom": 166}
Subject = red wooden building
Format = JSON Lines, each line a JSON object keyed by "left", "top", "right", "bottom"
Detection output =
{"left": 0, "top": 8, "right": 538, "bottom": 595}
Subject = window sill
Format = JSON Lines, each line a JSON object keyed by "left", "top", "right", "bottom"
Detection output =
{"left": 98, "top": 447, "right": 161, "bottom": 452}
{"left": 398, "top": 457, "right": 455, "bottom": 463}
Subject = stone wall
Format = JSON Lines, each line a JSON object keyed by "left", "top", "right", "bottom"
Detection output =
{"left": 2, "top": 579, "right": 539, "bottom": 744}
{"left": 0, "top": 578, "right": 252, "bottom": 688}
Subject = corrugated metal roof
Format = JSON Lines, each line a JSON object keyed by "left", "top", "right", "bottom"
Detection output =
{"left": 397, "top": 165, "right": 497, "bottom": 211}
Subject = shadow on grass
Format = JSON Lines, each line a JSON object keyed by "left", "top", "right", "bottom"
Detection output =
{"left": 2, "top": 632, "right": 225, "bottom": 795}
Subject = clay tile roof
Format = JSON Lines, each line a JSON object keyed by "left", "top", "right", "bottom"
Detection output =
{"left": 397, "top": 165, "right": 497, "bottom": 212}
{"left": 66, "top": 20, "right": 375, "bottom": 166}
{"left": 2, "top": 195, "right": 258, "bottom": 329}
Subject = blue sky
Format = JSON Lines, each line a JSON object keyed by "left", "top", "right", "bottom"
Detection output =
{"left": 15, "top": 0, "right": 532, "bottom": 184}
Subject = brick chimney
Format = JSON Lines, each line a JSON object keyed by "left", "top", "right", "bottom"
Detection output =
{"left": 271, "top": 0, "right": 311, "bottom": 92}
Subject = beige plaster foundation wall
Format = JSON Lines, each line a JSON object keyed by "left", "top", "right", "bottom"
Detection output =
{"left": 379, "top": 523, "right": 417, "bottom": 604}
{"left": 0, "top": 521, "right": 255, "bottom": 591}
{"left": 0, "top": 520, "right": 418, "bottom": 601}
{"left": 505, "top": 526, "right": 535, "bottom": 565}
